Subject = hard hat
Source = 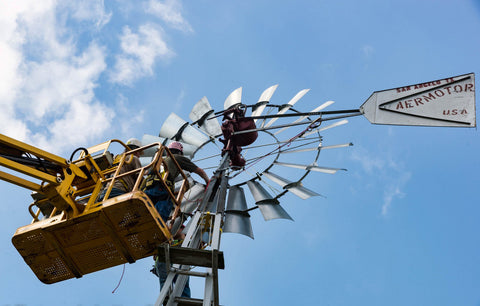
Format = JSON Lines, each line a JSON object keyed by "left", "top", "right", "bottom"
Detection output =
{"left": 126, "top": 138, "right": 142, "bottom": 149}
{"left": 168, "top": 141, "right": 183, "bottom": 153}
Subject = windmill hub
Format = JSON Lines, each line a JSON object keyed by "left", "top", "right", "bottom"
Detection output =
{"left": 219, "top": 105, "right": 258, "bottom": 168}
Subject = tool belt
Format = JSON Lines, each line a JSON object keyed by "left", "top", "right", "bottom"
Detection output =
{"left": 141, "top": 174, "right": 173, "bottom": 191}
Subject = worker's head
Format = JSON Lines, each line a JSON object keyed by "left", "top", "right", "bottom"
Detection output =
{"left": 126, "top": 138, "right": 142, "bottom": 150}
{"left": 168, "top": 141, "right": 184, "bottom": 155}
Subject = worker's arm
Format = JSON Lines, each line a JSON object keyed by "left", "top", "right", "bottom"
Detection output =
{"left": 194, "top": 167, "right": 210, "bottom": 185}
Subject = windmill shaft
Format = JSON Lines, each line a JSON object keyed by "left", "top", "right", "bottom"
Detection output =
{"left": 247, "top": 109, "right": 361, "bottom": 120}
{"left": 232, "top": 111, "right": 362, "bottom": 136}
{"left": 232, "top": 120, "right": 313, "bottom": 135}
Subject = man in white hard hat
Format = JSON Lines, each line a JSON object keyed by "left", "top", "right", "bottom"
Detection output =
{"left": 126, "top": 138, "right": 142, "bottom": 150}
{"left": 99, "top": 138, "right": 143, "bottom": 199}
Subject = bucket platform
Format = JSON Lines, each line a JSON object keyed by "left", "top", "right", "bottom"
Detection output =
{"left": 12, "top": 191, "right": 170, "bottom": 284}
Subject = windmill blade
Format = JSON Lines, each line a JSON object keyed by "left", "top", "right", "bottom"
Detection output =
{"left": 226, "top": 186, "right": 249, "bottom": 211}
{"left": 246, "top": 180, "right": 279, "bottom": 204}
{"left": 246, "top": 180, "right": 293, "bottom": 221}
{"left": 140, "top": 134, "right": 166, "bottom": 157}
{"left": 139, "top": 156, "right": 154, "bottom": 167}
{"left": 181, "top": 183, "right": 206, "bottom": 215}
{"left": 302, "top": 119, "right": 349, "bottom": 138}
{"left": 224, "top": 87, "right": 242, "bottom": 110}
{"left": 274, "top": 161, "right": 346, "bottom": 174}
{"left": 159, "top": 113, "right": 210, "bottom": 148}
{"left": 252, "top": 85, "right": 279, "bottom": 123}
{"left": 257, "top": 203, "right": 293, "bottom": 221}
{"left": 243, "top": 136, "right": 319, "bottom": 151}
{"left": 224, "top": 212, "right": 254, "bottom": 239}
{"left": 189, "top": 97, "right": 222, "bottom": 137}
{"left": 262, "top": 171, "right": 320, "bottom": 200}
{"left": 263, "top": 89, "right": 310, "bottom": 128}
{"left": 280, "top": 142, "right": 353, "bottom": 154}
{"left": 241, "top": 137, "right": 349, "bottom": 165}
{"left": 174, "top": 174, "right": 194, "bottom": 192}
{"left": 274, "top": 100, "right": 334, "bottom": 135}
{"left": 141, "top": 134, "right": 198, "bottom": 158}
{"left": 223, "top": 186, "right": 254, "bottom": 239}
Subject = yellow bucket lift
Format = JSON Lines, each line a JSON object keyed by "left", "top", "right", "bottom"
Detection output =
{"left": 0, "top": 134, "right": 189, "bottom": 284}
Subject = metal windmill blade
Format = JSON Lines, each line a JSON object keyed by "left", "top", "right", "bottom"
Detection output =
{"left": 224, "top": 87, "right": 242, "bottom": 110}
{"left": 274, "top": 100, "right": 335, "bottom": 135}
{"left": 141, "top": 134, "right": 198, "bottom": 158}
{"left": 274, "top": 161, "right": 346, "bottom": 174}
{"left": 246, "top": 180, "right": 293, "bottom": 221}
{"left": 262, "top": 171, "right": 320, "bottom": 200}
{"left": 251, "top": 85, "right": 279, "bottom": 123}
{"left": 275, "top": 139, "right": 353, "bottom": 156}
{"left": 181, "top": 183, "right": 206, "bottom": 215}
{"left": 189, "top": 96, "right": 222, "bottom": 137}
{"left": 263, "top": 89, "right": 310, "bottom": 128}
{"left": 223, "top": 186, "right": 254, "bottom": 239}
{"left": 159, "top": 113, "right": 210, "bottom": 148}
{"left": 140, "top": 134, "right": 165, "bottom": 157}
{"left": 279, "top": 142, "right": 353, "bottom": 155}
{"left": 174, "top": 174, "right": 194, "bottom": 192}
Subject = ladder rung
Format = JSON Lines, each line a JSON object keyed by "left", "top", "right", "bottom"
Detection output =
{"left": 158, "top": 246, "right": 225, "bottom": 269}
{"left": 171, "top": 268, "right": 210, "bottom": 278}
{"left": 175, "top": 297, "right": 222, "bottom": 306}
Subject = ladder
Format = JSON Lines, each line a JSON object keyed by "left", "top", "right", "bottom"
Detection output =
{"left": 154, "top": 155, "right": 230, "bottom": 306}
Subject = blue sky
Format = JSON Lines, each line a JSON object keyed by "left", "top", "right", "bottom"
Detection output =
{"left": 0, "top": 1, "right": 479, "bottom": 305}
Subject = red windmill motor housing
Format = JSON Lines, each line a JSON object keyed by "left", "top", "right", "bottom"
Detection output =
{"left": 219, "top": 106, "right": 258, "bottom": 168}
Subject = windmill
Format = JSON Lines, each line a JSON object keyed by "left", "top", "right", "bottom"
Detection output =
{"left": 143, "top": 72, "right": 475, "bottom": 305}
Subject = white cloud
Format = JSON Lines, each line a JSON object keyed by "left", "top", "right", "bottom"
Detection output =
{"left": 110, "top": 23, "right": 174, "bottom": 85}
{"left": 147, "top": 0, "right": 193, "bottom": 33}
{"left": 381, "top": 172, "right": 410, "bottom": 216}
{"left": 362, "top": 44, "right": 374, "bottom": 58}
{"left": 351, "top": 149, "right": 385, "bottom": 173}
{"left": 0, "top": 0, "right": 189, "bottom": 154}
{"left": 173, "top": 89, "right": 187, "bottom": 112}
{"left": 114, "top": 93, "right": 145, "bottom": 135}
{"left": 21, "top": 44, "right": 111, "bottom": 153}
{"left": 20, "top": 43, "right": 106, "bottom": 120}
{"left": 64, "top": 0, "right": 112, "bottom": 29}
{"left": 0, "top": 1, "right": 115, "bottom": 154}
{"left": 351, "top": 147, "right": 411, "bottom": 216}
{"left": 56, "top": 100, "right": 112, "bottom": 145}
